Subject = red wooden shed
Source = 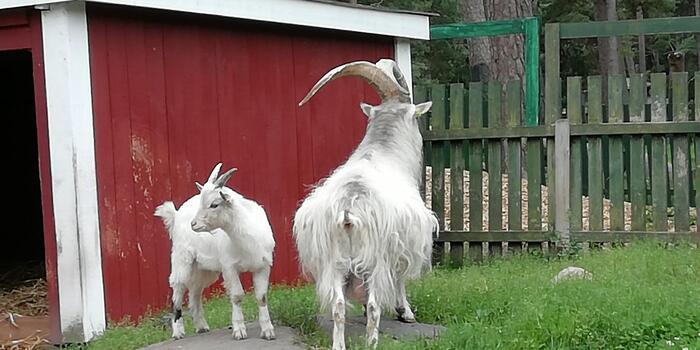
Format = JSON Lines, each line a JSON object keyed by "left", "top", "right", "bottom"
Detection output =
{"left": 0, "top": 0, "right": 429, "bottom": 343}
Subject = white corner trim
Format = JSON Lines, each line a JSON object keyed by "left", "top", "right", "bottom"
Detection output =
{"left": 41, "top": 1, "right": 106, "bottom": 343}
{"left": 1, "top": 0, "right": 430, "bottom": 39}
{"left": 394, "top": 38, "right": 413, "bottom": 99}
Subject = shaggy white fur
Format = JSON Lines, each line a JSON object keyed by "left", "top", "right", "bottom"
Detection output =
{"left": 293, "top": 59, "right": 437, "bottom": 350}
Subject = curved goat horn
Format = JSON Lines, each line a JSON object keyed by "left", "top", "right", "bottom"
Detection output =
{"left": 213, "top": 168, "right": 237, "bottom": 188}
{"left": 298, "top": 60, "right": 410, "bottom": 106}
{"left": 207, "top": 163, "right": 223, "bottom": 184}
{"left": 375, "top": 58, "right": 410, "bottom": 93}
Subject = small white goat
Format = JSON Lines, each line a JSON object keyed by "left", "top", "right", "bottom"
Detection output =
{"left": 293, "top": 59, "right": 438, "bottom": 350}
{"left": 154, "top": 163, "right": 276, "bottom": 341}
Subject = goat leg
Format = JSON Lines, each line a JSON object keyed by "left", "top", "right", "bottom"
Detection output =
{"left": 395, "top": 278, "right": 416, "bottom": 323}
{"left": 223, "top": 268, "right": 247, "bottom": 340}
{"left": 171, "top": 284, "right": 186, "bottom": 339}
{"left": 365, "top": 289, "right": 380, "bottom": 348}
{"left": 253, "top": 266, "right": 275, "bottom": 340}
{"left": 331, "top": 271, "right": 347, "bottom": 350}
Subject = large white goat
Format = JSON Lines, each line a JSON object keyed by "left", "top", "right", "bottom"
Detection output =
{"left": 154, "top": 164, "right": 276, "bottom": 341}
{"left": 293, "top": 59, "right": 438, "bottom": 350}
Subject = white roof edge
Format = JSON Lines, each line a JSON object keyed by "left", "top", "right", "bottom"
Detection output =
{"left": 1, "top": 0, "right": 430, "bottom": 40}
{"left": 0, "top": 0, "right": 65, "bottom": 10}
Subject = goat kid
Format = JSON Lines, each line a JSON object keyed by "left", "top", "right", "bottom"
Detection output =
{"left": 293, "top": 59, "right": 438, "bottom": 350}
{"left": 154, "top": 163, "right": 276, "bottom": 341}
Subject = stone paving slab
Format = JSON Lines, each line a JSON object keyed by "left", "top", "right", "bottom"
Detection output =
{"left": 317, "top": 314, "right": 446, "bottom": 341}
{"left": 139, "top": 323, "right": 304, "bottom": 350}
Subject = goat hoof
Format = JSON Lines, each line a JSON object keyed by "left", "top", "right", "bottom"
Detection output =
{"left": 172, "top": 325, "right": 186, "bottom": 339}
{"left": 260, "top": 328, "right": 276, "bottom": 340}
{"left": 397, "top": 315, "right": 417, "bottom": 323}
{"left": 196, "top": 328, "right": 210, "bottom": 334}
{"left": 232, "top": 327, "right": 247, "bottom": 340}
{"left": 366, "top": 334, "right": 379, "bottom": 348}
{"left": 395, "top": 307, "right": 416, "bottom": 323}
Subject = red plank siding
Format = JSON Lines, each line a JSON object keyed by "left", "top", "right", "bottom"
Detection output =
{"left": 87, "top": 5, "right": 393, "bottom": 321}
{"left": 0, "top": 8, "right": 32, "bottom": 51}
{"left": 0, "top": 8, "right": 29, "bottom": 27}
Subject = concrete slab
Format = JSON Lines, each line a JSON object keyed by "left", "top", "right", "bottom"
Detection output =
{"left": 139, "top": 323, "right": 304, "bottom": 350}
{"left": 317, "top": 314, "right": 446, "bottom": 341}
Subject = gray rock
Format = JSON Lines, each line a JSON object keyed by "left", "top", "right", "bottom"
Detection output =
{"left": 552, "top": 266, "right": 593, "bottom": 283}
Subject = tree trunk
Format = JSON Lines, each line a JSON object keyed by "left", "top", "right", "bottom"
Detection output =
{"left": 462, "top": 0, "right": 494, "bottom": 82}
{"left": 595, "top": 0, "right": 621, "bottom": 76}
{"left": 461, "top": 0, "right": 533, "bottom": 84}
{"left": 637, "top": 6, "right": 646, "bottom": 74}
{"left": 483, "top": 0, "right": 533, "bottom": 84}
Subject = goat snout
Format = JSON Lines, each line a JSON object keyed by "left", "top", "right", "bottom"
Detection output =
{"left": 191, "top": 220, "right": 205, "bottom": 232}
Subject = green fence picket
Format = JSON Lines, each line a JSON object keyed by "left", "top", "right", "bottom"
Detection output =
{"left": 587, "top": 76, "right": 604, "bottom": 232}
{"left": 431, "top": 84, "right": 447, "bottom": 264}
{"left": 468, "top": 82, "right": 484, "bottom": 261}
{"left": 628, "top": 75, "right": 647, "bottom": 231}
{"left": 487, "top": 81, "right": 503, "bottom": 257}
{"left": 608, "top": 75, "right": 625, "bottom": 231}
{"left": 506, "top": 81, "right": 523, "bottom": 237}
{"left": 567, "top": 77, "right": 583, "bottom": 231}
{"left": 671, "top": 73, "right": 690, "bottom": 232}
{"left": 449, "top": 83, "right": 466, "bottom": 266}
{"left": 650, "top": 74, "right": 668, "bottom": 231}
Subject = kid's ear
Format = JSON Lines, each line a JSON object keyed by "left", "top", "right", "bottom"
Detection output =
{"left": 360, "top": 102, "right": 374, "bottom": 118}
{"left": 414, "top": 102, "right": 432, "bottom": 116}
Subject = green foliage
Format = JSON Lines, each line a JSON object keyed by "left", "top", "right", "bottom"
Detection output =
{"left": 540, "top": 0, "right": 698, "bottom": 76}
{"left": 356, "top": 0, "right": 698, "bottom": 82}
{"left": 75, "top": 242, "right": 700, "bottom": 350}
{"left": 359, "top": 0, "right": 471, "bottom": 84}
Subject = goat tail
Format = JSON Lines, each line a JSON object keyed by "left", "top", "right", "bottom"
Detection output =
{"left": 344, "top": 274, "right": 368, "bottom": 305}
{"left": 339, "top": 209, "right": 362, "bottom": 232}
{"left": 154, "top": 201, "right": 177, "bottom": 239}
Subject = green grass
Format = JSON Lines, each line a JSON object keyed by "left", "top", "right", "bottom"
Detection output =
{"left": 73, "top": 241, "right": 699, "bottom": 350}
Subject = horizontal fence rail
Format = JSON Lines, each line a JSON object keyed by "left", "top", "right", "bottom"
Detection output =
{"left": 559, "top": 16, "right": 700, "bottom": 38}
{"left": 423, "top": 122, "right": 700, "bottom": 141}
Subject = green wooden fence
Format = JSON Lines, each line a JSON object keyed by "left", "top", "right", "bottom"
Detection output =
{"left": 421, "top": 16, "right": 700, "bottom": 265}
{"left": 417, "top": 74, "right": 700, "bottom": 265}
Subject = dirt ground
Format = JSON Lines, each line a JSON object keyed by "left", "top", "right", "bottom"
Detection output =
{"left": 1, "top": 263, "right": 50, "bottom": 350}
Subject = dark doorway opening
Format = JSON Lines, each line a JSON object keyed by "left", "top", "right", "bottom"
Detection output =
{"left": 0, "top": 49, "right": 47, "bottom": 318}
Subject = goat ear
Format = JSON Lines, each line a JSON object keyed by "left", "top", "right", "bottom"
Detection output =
{"left": 219, "top": 191, "right": 231, "bottom": 203}
{"left": 214, "top": 167, "right": 237, "bottom": 188}
{"left": 359, "top": 102, "right": 373, "bottom": 118}
{"left": 195, "top": 182, "right": 204, "bottom": 191}
{"left": 414, "top": 102, "right": 432, "bottom": 117}
{"left": 207, "top": 163, "right": 223, "bottom": 184}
